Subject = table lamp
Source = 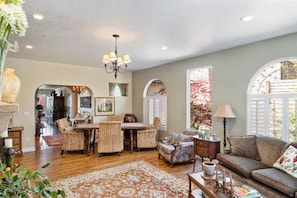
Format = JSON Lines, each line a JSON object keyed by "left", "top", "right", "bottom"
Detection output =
{"left": 214, "top": 104, "right": 236, "bottom": 148}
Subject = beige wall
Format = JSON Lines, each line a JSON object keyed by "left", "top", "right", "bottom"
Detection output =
{"left": 4, "top": 58, "right": 133, "bottom": 152}
{"left": 132, "top": 33, "right": 297, "bottom": 151}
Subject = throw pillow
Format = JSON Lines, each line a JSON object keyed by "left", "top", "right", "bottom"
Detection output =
{"left": 178, "top": 134, "right": 193, "bottom": 142}
{"left": 273, "top": 145, "right": 297, "bottom": 178}
{"left": 228, "top": 135, "right": 260, "bottom": 160}
{"left": 183, "top": 128, "right": 199, "bottom": 136}
{"left": 169, "top": 132, "right": 179, "bottom": 145}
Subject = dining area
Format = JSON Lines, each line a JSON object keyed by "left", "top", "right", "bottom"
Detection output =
{"left": 55, "top": 115, "right": 160, "bottom": 156}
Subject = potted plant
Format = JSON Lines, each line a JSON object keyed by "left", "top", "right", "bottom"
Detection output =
{"left": 0, "top": 162, "right": 65, "bottom": 197}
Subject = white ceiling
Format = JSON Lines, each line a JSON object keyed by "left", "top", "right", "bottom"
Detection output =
{"left": 7, "top": 0, "right": 297, "bottom": 72}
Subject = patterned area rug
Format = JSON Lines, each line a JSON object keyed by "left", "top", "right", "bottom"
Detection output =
{"left": 42, "top": 134, "right": 62, "bottom": 146}
{"left": 51, "top": 160, "right": 189, "bottom": 197}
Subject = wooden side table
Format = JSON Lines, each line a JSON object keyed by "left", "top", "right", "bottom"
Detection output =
{"left": 193, "top": 136, "right": 220, "bottom": 172}
{"left": 8, "top": 126, "right": 24, "bottom": 155}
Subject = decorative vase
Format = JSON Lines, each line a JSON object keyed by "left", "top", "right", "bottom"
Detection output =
{"left": 1, "top": 68, "right": 21, "bottom": 103}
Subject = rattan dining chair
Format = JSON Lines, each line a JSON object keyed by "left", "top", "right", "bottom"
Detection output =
{"left": 97, "top": 121, "right": 124, "bottom": 156}
{"left": 136, "top": 117, "right": 160, "bottom": 151}
{"left": 56, "top": 118, "right": 85, "bottom": 154}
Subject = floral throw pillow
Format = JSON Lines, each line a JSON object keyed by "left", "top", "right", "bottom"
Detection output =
{"left": 273, "top": 145, "right": 297, "bottom": 178}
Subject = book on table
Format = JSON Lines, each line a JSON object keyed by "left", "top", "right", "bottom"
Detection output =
{"left": 233, "top": 184, "right": 262, "bottom": 198}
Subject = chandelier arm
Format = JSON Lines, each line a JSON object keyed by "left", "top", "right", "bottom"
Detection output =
{"left": 117, "top": 64, "right": 128, "bottom": 74}
{"left": 105, "top": 64, "right": 116, "bottom": 73}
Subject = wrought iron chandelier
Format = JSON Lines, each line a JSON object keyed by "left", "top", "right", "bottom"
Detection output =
{"left": 102, "top": 34, "right": 131, "bottom": 79}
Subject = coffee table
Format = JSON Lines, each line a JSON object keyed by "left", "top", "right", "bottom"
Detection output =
{"left": 188, "top": 172, "right": 225, "bottom": 198}
{"left": 188, "top": 171, "right": 262, "bottom": 198}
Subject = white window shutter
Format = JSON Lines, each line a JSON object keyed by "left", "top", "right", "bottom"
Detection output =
{"left": 143, "top": 96, "right": 167, "bottom": 131}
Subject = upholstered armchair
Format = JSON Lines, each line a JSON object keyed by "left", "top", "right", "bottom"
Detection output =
{"left": 97, "top": 121, "right": 124, "bottom": 156}
{"left": 157, "top": 128, "right": 200, "bottom": 167}
{"left": 56, "top": 118, "right": 85, "bottom": 154}
{"left": 137, "top": 117, "right": 160, "bottom": 151}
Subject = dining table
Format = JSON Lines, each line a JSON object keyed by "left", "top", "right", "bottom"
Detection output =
{"left": 121, "top": 122, "right": 147, "bottom": 153}
{"left": 69, "top": 117, "right": 86, "bottom": 126}
{"left": 74, "top": 123, "right": 99, "bottom": 155}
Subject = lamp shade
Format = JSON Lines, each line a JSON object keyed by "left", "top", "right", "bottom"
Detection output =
{"left": 109, "top": 52, "right": 117, "bottom": 61}
{"left": 214, "top": 104, "right": 236, "bottom": 118}
{"left": 102, "top": 54, "right": 109, "bottom": 63}
{"left": 123, "top": 54, "right": 131, "bottom": 63}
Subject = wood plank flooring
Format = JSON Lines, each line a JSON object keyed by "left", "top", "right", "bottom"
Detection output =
{"left": 14, "top": 142, "right": 203, "bottom": 182}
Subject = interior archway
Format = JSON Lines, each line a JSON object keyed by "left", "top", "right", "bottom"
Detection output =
{"left": 35, "top": 84, "right": 93, "bottom": 149}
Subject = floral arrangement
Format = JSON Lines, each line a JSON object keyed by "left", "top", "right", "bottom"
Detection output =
{"left": 0, "top": 162, "right": 65, "bottom": 197}
{"left": 0, "top": 0, "right": 28, "bottom": 46}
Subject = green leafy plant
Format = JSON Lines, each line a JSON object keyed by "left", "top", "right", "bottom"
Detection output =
{"left": 0, "top": 162, "right": 65, "bottom": 198}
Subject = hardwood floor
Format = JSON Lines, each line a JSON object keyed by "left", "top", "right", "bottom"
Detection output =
{"left": 15, "top": 146, "right": 201, "bottom": 182}
{"left": 19, "top": 119, "right": 202, "bottom": 183}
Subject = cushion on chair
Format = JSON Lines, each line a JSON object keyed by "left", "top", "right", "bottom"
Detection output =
{"left": 169, "top": 132, "right": 179, "bottom": 145}
{"left": 64, "top": 126, "right": 73, "bottom": 132}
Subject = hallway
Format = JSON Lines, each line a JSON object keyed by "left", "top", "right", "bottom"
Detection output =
{"left": 36, "top": 117, "right": 59, "bottom": 150}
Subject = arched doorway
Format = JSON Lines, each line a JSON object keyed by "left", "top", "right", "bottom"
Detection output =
{"left": 35, "top": 84, "right": 93, "bottom": 149}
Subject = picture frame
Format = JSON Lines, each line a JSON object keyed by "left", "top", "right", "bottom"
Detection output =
{"left": 94, "top": 97, "right": 115, "bottom": 116}
{"left": 109, "top": 82, "right": 128, "bottom": 96}
{"left": 80, "top": 96, "right": 91, "bottom": 108}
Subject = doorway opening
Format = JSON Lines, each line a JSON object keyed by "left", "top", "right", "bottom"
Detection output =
{"left": 35, "top": 84, "right": 93, "bottom": 150}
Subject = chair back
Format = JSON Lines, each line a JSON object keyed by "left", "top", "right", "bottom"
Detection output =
{"left": 106, "top": 115, "right": 125, "bottom": 122}
{"left": 97, "top": 121, "right": 124, "bottom": 153}
{"left": 153, "top": 117, "right": 160, "bottom": 129}
{"left": 56, "top": 118, "right": 71, "bottom": 133}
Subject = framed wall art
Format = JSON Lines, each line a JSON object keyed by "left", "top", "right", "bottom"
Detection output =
{"left": 80, "top": 96, "right": 91, "bottom": 108}
{"left": 109, "top": 82, "right": 128, "bottom": 96}
{"left": 94, "top": 97, "right": 115, "bottom": 116}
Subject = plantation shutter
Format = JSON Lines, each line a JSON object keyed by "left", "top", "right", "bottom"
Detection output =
{"left": 143, "top": 96, "right": 167, "bottom": 131}
{"left": 248, "top": 93, "right": 297, "bottom": 141}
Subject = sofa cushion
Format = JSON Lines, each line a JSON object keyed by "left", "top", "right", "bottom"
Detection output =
{"left": 227, "top": 135, "right": 260, "bottom": 160}
{"left": 273, "top": 145, "right": 297, "bottom": 178}
{"left": 217, "top": 153, "right": 268, "bottom": 178}
{"left": 252, "top": 168, "right": 297, "bottom": 197}
{"left": 256, "top": 136, "right": 288, "bottom": 167}
{"left": 157, "top": 143, "right": 175, "bottom": 154}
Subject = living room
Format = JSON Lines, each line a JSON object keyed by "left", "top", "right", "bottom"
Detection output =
{"left": 1, "top": 0, "right": 297, "bottom": 197}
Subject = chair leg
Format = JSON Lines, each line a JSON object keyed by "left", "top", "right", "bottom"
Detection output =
{"left": 61, "top": 150, "right": 64, "bottom": 155}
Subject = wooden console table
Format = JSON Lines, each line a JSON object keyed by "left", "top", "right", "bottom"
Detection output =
{"left": 8, "top": 126, "right": 24, "bottom": 155}
{"left": 193, "top": 136, "right": 220, "bottom": 172}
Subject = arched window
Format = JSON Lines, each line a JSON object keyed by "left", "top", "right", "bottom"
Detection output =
{"left": 247, "top": 58, "right": 297, "bottom": 142}
{"left": 143, "top": 79, "right": 167, "bottom": 131}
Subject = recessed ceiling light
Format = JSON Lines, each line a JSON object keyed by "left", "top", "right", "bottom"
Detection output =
{"left": 240, "top": 15, "right": 255, "bottom": 22}
{"left": 33, "top": 14, "right": 44, "bottom": 20}
{"left": 26, "top": 45, "right": 33, "bottom": 49}
{"left": 161, "top": 46, "right": 168, "bottom": 50}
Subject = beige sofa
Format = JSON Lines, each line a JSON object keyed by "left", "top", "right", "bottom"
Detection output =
{"left": 217, "top": 135, "right": 297, "bottom": 198}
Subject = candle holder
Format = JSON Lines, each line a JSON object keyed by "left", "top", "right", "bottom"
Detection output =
{"left": 214, "top": 167, "right": 234, "bottom": 197}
